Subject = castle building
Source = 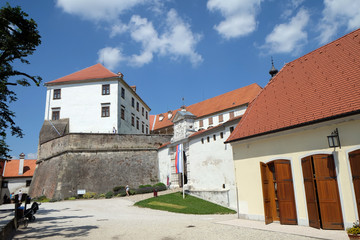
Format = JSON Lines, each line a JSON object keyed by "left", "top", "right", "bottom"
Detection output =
{"left": 44, "top": 63, "right": 150, "bottom": 135}
{"left": 153, "top": 83, "right": 262, "bottom": 209}
{"left": 226, "top": 28, "right": 360, "bottom": 230}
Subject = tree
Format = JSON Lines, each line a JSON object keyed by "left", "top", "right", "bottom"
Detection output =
{"left": 0, "top": 3, "right": 41, "bottom": 159}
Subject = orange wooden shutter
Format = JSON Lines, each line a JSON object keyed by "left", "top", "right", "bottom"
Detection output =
{"left": 313, "top": 154, "right": 344, "bottom": 230}
{"left": 301, "top": 156, "right": 321, "bottom": 229}
{"left": 260, "top": 162, "right": 273, "bottom": 224}
{"left": 349, "top": 149, "right": 360, "bottom": 218}
{"left": 274, "top": 160, "right": 297, "bottom": 225}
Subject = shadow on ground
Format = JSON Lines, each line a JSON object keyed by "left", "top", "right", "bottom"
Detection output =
{"left": 12, "top": 207, "right": 98, "bottom": 239}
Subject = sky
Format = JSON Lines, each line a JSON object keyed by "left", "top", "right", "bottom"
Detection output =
{"left": 4, "top": 0, "right": 360, "bottom": 159}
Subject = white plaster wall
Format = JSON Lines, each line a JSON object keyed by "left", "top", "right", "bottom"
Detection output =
{"left": 188, "top": 124, "right": 238, "bottom": 210}
{"left": 194, "top": 105, "right": 247, "bottom": 130}
{"left": 6, "top": 178, "right": 32, "bottom": 194}
{"left": 45, "top": 79, "right": 150, "bottom": 134}
{"left": 231, "top": 116, "right": 360, "bottom": 229}
{"left": 158, "top": 147, "right": 172, "bottom": 186}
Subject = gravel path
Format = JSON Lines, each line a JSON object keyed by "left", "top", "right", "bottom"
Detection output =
{"left": 11, "top": 191, "right": 323, "bottom": 240}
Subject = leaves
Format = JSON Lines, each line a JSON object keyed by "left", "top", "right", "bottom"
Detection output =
{"left": 0, "top": 3, "right": 41, "bottom": 159}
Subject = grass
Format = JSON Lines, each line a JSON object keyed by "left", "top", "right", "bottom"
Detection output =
{"left": 134, "top": 192, "right": 236, "bottom": 215}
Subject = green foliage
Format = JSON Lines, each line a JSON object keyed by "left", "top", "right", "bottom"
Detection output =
{"left": 139, "top": 184, "right": 152, "bottom": 188}
{"left": 68, "top": 197, "right": 76, "bottom": 200}
{"left": 105, "top": 191, "right": 113, "bottom": 199}
{"left": 0, "top": 3, "right": 41, "bottom": 158}
{"left": 129, "top": 190, "right": 136, "bottom": 195}
{"left": 113, "top": 186, "right": 125, "bottom": 193}
{"left": 135, "top": 186, "right": 154, "bottom": 194}
{"left": 83, "top": 192, "right": 96, "bottom": 199}
{"left": 347, "top": 220, "right": 360, "bottom": 235}
{"left": 32, "top": 195, "right": 49, "bottom": 203}
{"left": 135, "top": 192, "right": 237, "bottom": 215}
{"left": 153, "top": 182, "right": 166, "bottom": 188}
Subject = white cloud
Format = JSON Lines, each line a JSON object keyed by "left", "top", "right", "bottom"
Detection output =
{"left": 318, "top": 0, "right": 360, "bottom": 44}
{"left": 261, "top": 8, "right": 309, "bottom": 55}
{"left": 281, "top": 0, "right": 305, "bottom": 19}
{"left": 27, "top": 153, "right": 37, "bottom": 159}
{"left": 56, "top": 0, "right": 149, "bottom": 22}
{"left": 207, "top": 0, "right": 261, "bottom": 39}
{"left": 97, "top": 47, "right": 126, "bottom": 70}
{"left": 128, "top": 9, "right": 203, "bottom": 67}
{"left": 110, "top": 23, "right": 129, "bottom": 38}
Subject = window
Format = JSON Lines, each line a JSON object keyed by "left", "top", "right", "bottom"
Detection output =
{"left": 136, "top": 117, "right": 139, "bottom": 130}
{"left": 132, "top": 97, "right": 135, "bottom": 107}
{"left": 220, "top": 132, "right": 224, "bottom": 139}
{"left": 142, "top": 107, "right": 144, "bottom": 116}
{"left": 213, "top": 134, "right": 216, "bottom": 141}
{"left": 199, "top": 120, "right": 203, "bottom": 128}
{"left": 2, "top": 181, "right": 8, "bottom": 188}
{"left": 53, "top": 89, "right": 61, "bottom": 99}
{"left": 207, "top": 136, "right": 210, "bottom": 143}
{"left": 131, "top": 114, "right": 135, "bottom": 126}
{"left": 142, "top": 122, "right": 145, "bottom": 133}
{"left": 229, "top": 111, "right": 235, "bottom": 119}
{"left": 219, "top": 114, "right": 223, "bottom": 122}
{"left": 102, "top": 106, "right": 110, "bottom": 117}
{"left": 102, "top": 84, "right": 110, "bottom": 95}
{"left": 26, "top": 180, "right": 31, "bottom": 187}
{"left": 136, "top": 102, "right": 139, "bottom": 112}
{"left": 121, "top": 106, "right": 125, "bottom": 120}
{"left": 52, "top": 108, "right": 60, "bottom": 120}
{"left": 121, "top": 87, "right": 125, "bottom": 99}
{"left": 230, "top": 126, "right": 234, "bottom": 133}
{"left": 208, "top": 117, "right": 213, "bottom": 125}
{"left": 146, "top": 111, "right": 148, "bottom": 120}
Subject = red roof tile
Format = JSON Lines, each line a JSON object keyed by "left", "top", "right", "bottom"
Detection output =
{"left": 150, "top": 83, "right": 262, "bottom": 131}
{"left": 46, "top": 63, "right": 119, "bottom": 85}
{"left": 3, "top": 159, "right": 37, "bottom": 178}
{"left": 227, "top": 28, "right": 360, "bottom": 142}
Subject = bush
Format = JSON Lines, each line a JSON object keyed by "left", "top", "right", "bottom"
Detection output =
{"left": 83, "top": 192, "right": 96, "bottom": 199}
{"left": 153, "top": 182, "right": 166, "bottom": 188}
{"left": 139, "top": 184, "right": 152, "bottom": 188}
{"left": 32, "top": 195, "right": 50, "bottom": 203}
{"left": 105, "top": 191, "right": 114, "bottom": 199}
{"left": 153, "top": 182, "right": 167, "bottom": 191}
{"left": 135, "top": 186, "right": 154, "bottom": 194}
{"left": 113, "top": 186, "right": 125, "bottom": 193}
{"left": 68, "top": 197, "right": 76, "bottom": 200}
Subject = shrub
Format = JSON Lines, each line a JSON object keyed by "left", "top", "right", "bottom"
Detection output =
{"left": 135, "top": 186, "right": 154, "bottom": 194}
{"left": 68, "top": 197, "right": 76, "bottom": 200}
{"left": 113, "top": 186, "right": 125, "bottom": 193}
{"left": 153, "top": 182, "right": 166, "bottom": 188}
{"left": 129, "top": 190, "right": 136, "bottom": 195}
{"left": 139, "top": 184, "right": 152, "bottom": 188}
{"left": 347, "top": 220, "right": 360, "bottom": 235}
{"left": 105, "top": 191, "right": 114, "bottom": 199}
{"left": 32, "top": 195, "right": 50, "bottom": 203}
{"left": 153, "top": 182, "right": 167, "bottom": 191}
{"left": 83, "top": 192, "right": 96, "bottom": 199}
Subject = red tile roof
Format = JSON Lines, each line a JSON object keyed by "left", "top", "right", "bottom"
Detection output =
{"left": 227, "top": 28, "right": 360, "bottom": 143}
{"left": 3, "top": 159, "right": 37, "bottom": 178}
{"left": 46, "top": 63, "right": 119, "bottom": 85}
{"left": 150, "top": 83, "right": 262, "bottom": 131}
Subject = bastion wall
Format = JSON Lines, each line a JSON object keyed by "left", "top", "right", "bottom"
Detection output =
{"left": 29, "top": 133, "right": 171, "bottom": 200}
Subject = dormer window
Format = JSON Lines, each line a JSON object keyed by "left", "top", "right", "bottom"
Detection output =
{"left": 168, "top": 111, "right": 173, "bottom": 119}
{"left": 159, "top": 114, "right": 164, "bottom": 121}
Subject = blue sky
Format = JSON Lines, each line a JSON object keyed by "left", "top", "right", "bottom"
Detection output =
{"left": 4, "top": 0, "right": 360, "bottom": 159}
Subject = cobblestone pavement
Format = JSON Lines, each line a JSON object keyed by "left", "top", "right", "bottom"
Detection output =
{"left": 12, "top": 191, "right": 345, "bottom": 240}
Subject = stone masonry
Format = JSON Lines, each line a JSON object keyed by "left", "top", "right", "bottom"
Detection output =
{"left": 30, "top": 133, "right": 171, "bottom": 200}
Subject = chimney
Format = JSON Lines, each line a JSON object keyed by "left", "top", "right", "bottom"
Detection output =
{"left": 131, "top": 85, "right": 136, "bottom": 92}
{"left": 18, "top": 153, "right": 25, "bottom": 175}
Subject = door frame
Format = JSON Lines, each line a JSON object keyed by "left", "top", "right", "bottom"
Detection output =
{"left": 347, "top": 147, "right": 360, "bottom": 221}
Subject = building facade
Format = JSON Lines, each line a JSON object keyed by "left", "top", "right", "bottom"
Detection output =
{"left": 226, "top": 29, "right": 360, "bottom": 229}
{"left": 44, "top": 63, "right": 150, "bottom": 135}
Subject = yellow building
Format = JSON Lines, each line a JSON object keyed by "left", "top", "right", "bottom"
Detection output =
{"left": 226, "top": 29, "right": 360, "bottom": 230}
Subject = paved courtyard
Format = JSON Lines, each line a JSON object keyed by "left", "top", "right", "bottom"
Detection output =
{"left": 11, "top": 192, "right": 347, "bottom": 240}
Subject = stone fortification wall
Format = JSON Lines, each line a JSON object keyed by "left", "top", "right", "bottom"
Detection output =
{"left": 30, "top": 133, "right": 171, "bottom": 200}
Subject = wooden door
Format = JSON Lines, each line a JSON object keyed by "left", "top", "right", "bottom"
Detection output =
{"left": 301, "top": 156, "right": 321, "bottom": 229}
{"left": 275, "top": 160, "right": 297, "bottom": 225}
{"left": 260, "top": 162, "right": 273, "bottom": 224}
{"left": 349, "top": 150, "right": 360, "bottom": 218}
{"left": 312, "top": 154, "right": 344, "bottom": 230}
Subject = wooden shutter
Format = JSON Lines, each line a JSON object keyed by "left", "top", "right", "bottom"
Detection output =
{"left": 274, "top": 160, "right": 297, "bottom": 225}
{"left": 260, "top": 162, "right": 273, "bottom": 224}
{"left": 313, "top": 154, "right": 344, "bottom": 230}
{"left": 349, "top": 150, "right": 360, "bottom": 218}
{"left": 301, "top": 156, "right": 321, "bottom": 229}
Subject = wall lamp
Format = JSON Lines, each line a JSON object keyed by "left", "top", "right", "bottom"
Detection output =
{"left": 327, "top": 128, "right": 341, "bottom": 149}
